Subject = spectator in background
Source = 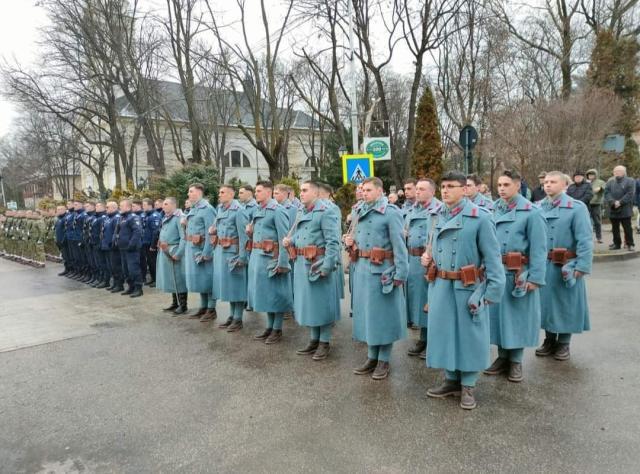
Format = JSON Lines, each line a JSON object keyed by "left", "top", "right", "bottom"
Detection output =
{"left": 531, "top": 172, "right": 547, "bottom": 203}
{"left": 604, "top": 165, "right": 636, "bottom": 251}
{"left": 520, "top": 177, "right": 531, "bottom": 200}
{"left": 478, "top": 183, "right": 493, "bottom": 200}
{"left": 567, "top": 171, "right": 594, "bottom": 207}
{"left": 586, "top": 169, "right": 605, "bottom": 243}
{"left": 388, "top": 192, "right": 399, "bottom": 205}
{"left": 635, "top": 176, "right": 640, "bottom": 234}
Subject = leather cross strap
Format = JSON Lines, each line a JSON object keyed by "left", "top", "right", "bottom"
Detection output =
{"left": 408, "top": 246, "right": 425, "bottom": 256}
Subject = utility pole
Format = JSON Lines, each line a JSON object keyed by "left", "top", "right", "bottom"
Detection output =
{"left": 347, "top": 0, "right": 359, "bottom": 154}
{"left": 0, "top": 174, "right": 6, "bottom": 207}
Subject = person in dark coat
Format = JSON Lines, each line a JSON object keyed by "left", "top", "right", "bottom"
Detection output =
{"left": 604, "top": 165, "right": 636, "bottom": 250}
{"left": 531, "top": 172, "right": 547, "bottom": 203}
{"left": 567, "top": 171, "right": 594, "bottom": 207}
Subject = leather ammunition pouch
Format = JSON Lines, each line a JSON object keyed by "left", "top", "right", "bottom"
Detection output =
{"left": 435, "top": 265, "right": 485, "bottom": 287}
{"left": 347, "top": 244, "right": 359, "bottom": 263}
{"left": 295, "top": 245, "right": 326, "bottom": 261}
{"left": 502, "top": 252, "right": 529, "bottom": 272}
{"left": 548, "top": 248, "right": 576, "bottom": 265}
{"left": 425, "top": 263, "right": 437, "bottom": 282}
{"left": 286, "top": 245, "right": 297, "bottom": 260}
{"left": 187, "top": 234, "right": 203, "bottom": 245}
{"left": 246, "top": 240, "right": 253, "bottom": 252}
{"left": 408, "top": 246, "right": 425, "bottom": 257}
{"left": 209, "top": 235, "right": 219, "bottom": 246}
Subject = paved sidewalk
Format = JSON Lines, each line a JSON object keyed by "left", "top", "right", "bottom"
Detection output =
{"left": 0, "top": 258, "right": 639, "bottom": 473}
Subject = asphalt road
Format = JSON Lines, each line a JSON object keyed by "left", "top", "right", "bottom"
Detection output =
{"left": 0, "top": 257, "right": 639, "bottom": 473}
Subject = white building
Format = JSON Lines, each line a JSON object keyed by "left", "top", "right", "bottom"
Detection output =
{"left": 80, "top": 80, "right": 321, "bottom": 192}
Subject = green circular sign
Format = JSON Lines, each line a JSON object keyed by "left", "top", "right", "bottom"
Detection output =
{"left": 366, "top": 139, "right": 389, "bottom": 159}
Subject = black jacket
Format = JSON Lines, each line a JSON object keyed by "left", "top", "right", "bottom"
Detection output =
{"left": 531, "top": 185, "right": 546, "bottom": 203}
{"left": 605, "top": 176, "right": 636, "bottom": 219}
{"left": 567, "top": 181, "right": 594, "bottom": 206}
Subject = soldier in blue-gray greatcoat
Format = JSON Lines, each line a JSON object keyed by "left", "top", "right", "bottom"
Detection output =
{"left": 422, "top": 171, "right": 505, "bottom": 410}
{"left": 485, "top": 170, "right": 547, "bottom": 383}
{"left": 344, "top": 177, "right": 408, "bottom": 380}
{"left": 156, "top": 197, "right": 188, "bottom": 315}
{"left": 536, "top": 171, "right": 593, "bottom": 361}
{"left": 405, "top": 178, "right": 441, "bottom": 358}
{"left": 184, "top": 183, "right": 217, "bottom": 322}
{"left": 210, "top": 185, "right": 249, "bottom": 333}
{"left": 466, "top": 174, "right": 494, "bottom": 211}
{"left": 246, "top": 181, "right": 293, "bottom": 344}
{"left": 284, "top": 181, "right": 341, "bottom": 360}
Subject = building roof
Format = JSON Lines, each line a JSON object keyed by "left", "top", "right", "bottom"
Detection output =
{"left": 115, "top": 80, "right": 317, "bottom": 130}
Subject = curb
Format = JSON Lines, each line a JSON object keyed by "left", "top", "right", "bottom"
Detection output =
{"left": 593, "top": 250, "right": 640, "bottom": 262}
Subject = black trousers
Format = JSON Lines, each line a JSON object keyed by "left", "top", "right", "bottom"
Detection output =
{"left": 57, "top": 242, "right": 70, "bottom": 270}
{"left": 611, "top": 217, "right": 634, "bottom": 247}
{"left": 140, "top": 244, "right": 149, "bottom": 282}
{"left": 146, "top": 246, "right": 157, "bottom": 282}
{"left": 110, "top": 249, "right": 123, "bottom": 286}
{"left": 589, "top": 204, "right": 602, "bottom": 240}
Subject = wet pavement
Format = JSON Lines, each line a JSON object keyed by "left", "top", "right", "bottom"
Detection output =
{"left": 0, "top": 258, "right": 639, "bottom": 473}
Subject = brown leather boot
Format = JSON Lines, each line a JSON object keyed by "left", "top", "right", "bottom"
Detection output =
{"left": 484, "top": 357, "right": 509, "bottom": 375}
{"left": 407, "top": 340, "right": 426, "bottom": 357}
{"left": 553, "top": 343, "right": 571, "bottom": 361}
{"left": 371, "top": 361, "right": 390, "bottom": 380}
{"left": 312, "top": 342, "right": 330, "bottom": 361}
{"left": 296, "top": 340, "right": 319, "bottom": 355}
{"left": 353, "top": 358, "right": 377, "bottom": 375}
{"left": 188, "top": 308, "right": 207, "bottom": 320}
{"left": 226, "top": 320, "right": 243, "bottom": 332}
{"left": 535, "top": 338, "right": 556, "bottom": 356}
{"left": 508, "top": 362, "right": 523, "bottom": 382}
{"left": 199, "top": 308, "right": 217, "bottom": 322}
{"left": 254, "top": 328, "right": 272, "bottom": 340}
{"left": 218, "top": 316, "right": 233, "bottom": 328}
{"left": 460, "top": 386, "right": 477, "bottom": 410}
{"left": 265, "top": 329, "right": 282, "bottom": 344}
{"left": 427, "top": 379, "right": 462, "bottom": 398}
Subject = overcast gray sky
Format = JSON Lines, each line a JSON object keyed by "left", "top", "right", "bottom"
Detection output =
{"left": 0, "top": 0, "right": 420, "bottom": 138}
{"left": 0, "top": 1, "right": 48, "bottom": 137}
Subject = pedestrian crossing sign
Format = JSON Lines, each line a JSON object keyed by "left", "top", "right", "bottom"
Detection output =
{"left": 342, "top": 154, "right": 375, "bottom": 184}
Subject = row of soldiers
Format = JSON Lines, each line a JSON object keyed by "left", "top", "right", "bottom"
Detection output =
{"left": 0, "top": 208, "right": 62, "bottom": 267}
{"left": 46, "top": 172, "right": 591, "bottom": 411}
{"left": 54, "top": 198, "right": 163, "bottom": 297}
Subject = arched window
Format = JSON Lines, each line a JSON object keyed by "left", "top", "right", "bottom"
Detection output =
{"left": 304, "top": 156, "right": 317, "bottom": 168}
{"left": 223, "top": 150, "right": 251, "bottom": 168}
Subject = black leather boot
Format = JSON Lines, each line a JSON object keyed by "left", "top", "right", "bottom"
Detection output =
{"left": 173, "top": 293, "right": 188, "bottom": 316}
{"left": 163, "top": 294, "right": 179, "bottom": 312}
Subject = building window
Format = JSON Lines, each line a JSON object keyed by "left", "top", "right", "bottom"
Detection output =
{"left": 305, "top": 156, "right": 317, "bottom": 168}
{"left": 223, "top": 150, "right": 251, "bottom": 168}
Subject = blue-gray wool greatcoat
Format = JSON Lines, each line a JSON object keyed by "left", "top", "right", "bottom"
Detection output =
{"left": 539, "top": 193, "right": 593, "bottom": 334}
{"left": 184, "top": 199, "right": 216, "bottom": 293}
{"left": 322, "top": 199, "right": 345, "bottom": 300}
{"left": 426, "top": 198, "right": 505, "bottom": 372}
{"left": 291, "top": 200, "right": 341, "bottom": 327}
{"left": 351, "top": 197, "right": 409, "bottom": 346}
{"left": 246, "top": 199, "right": 293, "bottom": 312}
{"left": 405, "top": 198, "right": 442, "bottom": 328}
{"left": 211, "top": 200, "right": 249, "bottom": 302}
{"left": 489, "top": 194, "right": 547, "bottom": 349}
{"left": 471, "top": 192, "right": 494, "bottom": 211}
{"left": 155, "top": 210, "right": 187, "bottom": 293}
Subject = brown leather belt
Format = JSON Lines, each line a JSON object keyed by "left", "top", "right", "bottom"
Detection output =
{"left": 218, "top": 237, "right": 239, "bottom": 248}
{"left": 357, "top": 249, "right": 394, "bottom": 261}
{"left": 295, "top": 246, "right": 326, "bottom": 257}
{"left": 408, "top": 246, "right": 425, "bottom": 256}
{"left": 435, "top": 266, "right": 485, "bottom": 286}
{"left": 253, "top": 240, "right": 279, "bottom": 257}
{"left": 185, "top": 234, "right": 204, "bottom": 244}
{"left": 547, "top": 248, "right": 577, "bottom": 265}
